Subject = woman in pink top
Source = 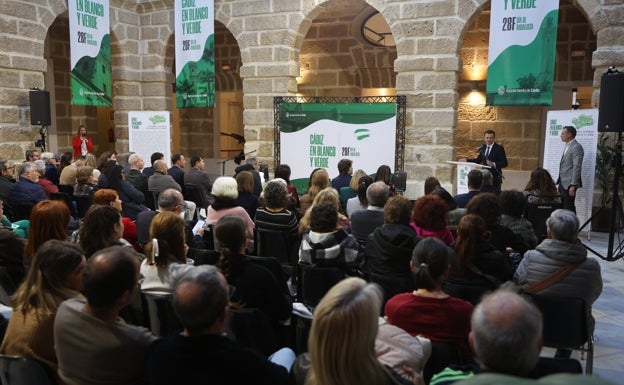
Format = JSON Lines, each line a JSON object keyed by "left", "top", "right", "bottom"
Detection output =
{"left": 411, "top": 194, "right": 454, "bottom": 245}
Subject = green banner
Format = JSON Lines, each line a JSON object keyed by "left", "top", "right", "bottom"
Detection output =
{"left": 486, "top": 1, "right": 559, "bottom": 106}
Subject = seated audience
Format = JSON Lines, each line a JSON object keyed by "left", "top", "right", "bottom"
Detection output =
{"left": 255, "top": 180, "right": 298, "bottom": 235}
{"left": 299, "top": 187, "right": 351, "bottom": 234}
{"left": 106, "top": 164, "right": 148, "bottom": 221}
{"left": 141, "top": 211, "right": 195, "bottom": 295}
{"left": 374, "top": 164, "right": 396, "bottom": 196}
{"left": 453, "top": 169, "right": 482, "bottom": 208}
{"left": 34, "top": 160, "right": 58, "bottom": 198}
{"left": 92, "top": 189, "right": 139, "bottom": 251}
{"left": 411, "top": 194, "right": 454, "bottom": 245}
{"left": 24, "top": 200, "right": 70, "bottom": 262}
{"left": 0, "top": 161, "right": 16, "bottom": 220}
{"left": 499, "top": 190, "right": 538, "bottom": 250}
{"left": 234, "top": 157, "right": 263, "bottom": 197}
{"left": 299, "top": 168, "right": 329, "bottom": 214}
{"left": 0, "top": 226, "right": 26, "bottom": 299}
{"left": 346, "top": 175, "right": 372, "bottom": 218}
{"left": 447, "top": 214, "right": 513, "bottom": 288}
{"left": 146, "top": 265, "right": 293, "bottom": 385}
{"left": 430, "top": 290, "right": 542, "bottom": 384}
{"left": 0, "top": 198, "right": 28, "bottom": 238}
{"left": 299, "top": 202, "right": 360, "bottom": 272}
{"left": 0, "top": 241, "right": 84, "bottom": 381}
{"left": 480, "top": 169, "right": 498, "bottom": 195}
{"left": 524, "top": 167, "right": 561, "bottom": 203}
{"left": 206, "top": 177, "right": 255, "bottom": 250}
{"left": 350, "top": 181, "right": 389, "bottom": 244}
{"left": 306, "top": 277, "right": 412, "bottom": 385}
{"left": 73, "top": 166, "right": 96, "bottom": 197}
{"left": 424, "top": 176, "right": 441, "bottom": 195}
{"left": 9, "top": 162, "right": 48, "bottom": 210}
{"left": 385, "top": 237, "right": 473, "bottom": 360}
{"left": 330, "top": 158, "right": 353, "bottom": 191}
{"left": 41, "top": 152, "right": 59, "bottom": 185}
{"left": 362, "top": 196, "right": 420, "bottom": 280}
{"left": 142, "top": 152, "right": 163, "bottom": 179}
{"left": 274, "top": 164, "right": 300, "bottom": 209}
{"left": 235, "top": 170, "right": 259, "bottom": 220}
{"left": 340, "top": 169, "right": 366, "bottom": 211}
{"left": 79, "top": 205, "right": 131, "bottom": 259}
{"left": 59, "top": 153, "right": 83, "bottom": 186}
{"left": 216, "top": 216, "right": 292, "bottom": 329}
{"left": 54, "top": 246, "right": 156, "bottom": 384}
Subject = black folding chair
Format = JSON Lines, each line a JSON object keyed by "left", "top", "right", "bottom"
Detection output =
{"left": 0, "top": 355, "right": 54, "bottom": 385}
{"left": 524, "top": 197, "right": 562, "bottom": 241}
{"left": 140, "top": 292, "right": 183, "bottom": 337}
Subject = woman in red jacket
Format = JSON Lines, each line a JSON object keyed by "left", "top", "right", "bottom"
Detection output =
{"left": 72, "top": 125, "right": 94, "bottom": 159}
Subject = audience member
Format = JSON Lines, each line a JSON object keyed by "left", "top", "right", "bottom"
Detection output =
{"left": 73, "top": 166, "right": 96, "bottom": 197}
{"left": 146, "top": 265, "right": 293, "bottom": 385}
{"left": 9, "top": 162, "right": 48, "bottom": 210}
{"left": 84, "top": 153, "right": 100, "bottom": 183}
{"left": 105, "top": 164, "right": 148, "bottom": 221}
{"left": 430, "top": 290, "right": 542, "bottom": 384}
{"left": 168, "top": 153, "right": 187, "bottom": 190}
{"left": 234, "top": 157, "right": 262, "bottom": 196}
{"left": 34, "top": 160, "right": 58, "bottom": 198}
{"left": 465, "top": 193, "right": 526, "bottom": 254}
{"left": 330, "top": 158, "right": 353, "bottom": 190}
{"left": 0, "top": 226, "right": 26, "bottom": 297}
{"left": 206, "top": 177, "right": 255, "bottom": 250}
{"left": 216, "top": 216, "right": 292, "bottom": 329}
{"left": 79, "top": 205, "right": 131, "bottom": 259}
{"left": 142, "top": 152, "right": 164, "bottom": 178}
{"left": 58, "top": 151, "right": 73, "bottom": 176}
{"left": 185, "top": 155, "right": 213, "bottom": 207}
{"left": 149, "top": 160, "right": 195, "bottom": 221}
{"left": 255, "top": 180, "right": 299, "bottom": 235}
{"left": 374, "top": 164, "right": 396, "bottom": 196}
{"left": 126, "top": 153, "right": 151, "bottom": 207}
{"left": 92, "top": 189, "right": 139, "bottom": 251}
{"left": 362, "top": 195, "right": 420, "bottom": 281}
{"left": 275, "top": 164, "right": 300, "bottom": 209}
{"left": 453, "top": 169, "right": 482, "bottom": 208}
{"left": 385, "top": 237, "right": 473, "bottom": 360}
{"left": 424, "top": 176, "right": 441, "bottom": 195}
{"left": 307, "top": 277, "right": 412, "bottom": 385}
{"left": 346, "top": 175, "right": 372, "bottom": 217}
{"left": 480, "top": 169, "right": 499, "bottom": 195}
{"left": 340, "top": 169, "right": 366, "bottom": 211}
{"left": 24, "top": 200, "right": 70, "bottom": 262}
{"left": 411, "top": 194, "right": 454, "bottom": 245}
{"left": 514, "top": 209, "right": 602, "bottom": 339}
{"left": 524, "top": 167, "right": 561, "bottom": 203}
{"left": 0, "top": 161, "right": 15, "bottom": 220}
{"left": 54, "top": 246, "right": 156, "bottom": 385}
{"left": 299, "top": 202, "right": 359, "bottom": 272}
{"left": 350, "top": 181, "right": 389, "bottom": 244}
{"left": 299, "top": 187, "right": 350, "bottom": 234}
{"left": 41, "top": 152, "right": 59, "bottom": 185}
{"left": 0, "top": 241, "right": 85, "bottom": 381}
{"left": 96, "top": 151, "right": 117, "bottom": 187}
{"left": 25, "top": 149, "right": 40, "bottom": 162}
{"left": 0, "top": 198, "right": 28, "bottom": 238}
{"left": 300, "top": 168, "right": 329, "bottom": 214}
{"left": 234, "top": 170, "right": 259, "bottom": 220}
{"left": 499, "top": 190, "right": 538, "bottom": 250}
{"left": 141, "top": 211, "right": 195, "bottom": 295}
{"left": 446, "top": 214, "right": 513, "bottom": 289}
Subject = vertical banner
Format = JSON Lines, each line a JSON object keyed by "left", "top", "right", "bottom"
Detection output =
{"left": 279, "top": 102, "right": 397, "bottom": 193}
{"left": 486, "top": 1, "right": 559, "bottom": 106}
{"left": 128, "top": 111, "right": 172, "bottom": 168}
{"left": 543, "top": 109, "right": 598, "bottom": 230}
{"left": 69, "top": 0, "right": 112, "bottom": 106}
{"left": 175, "top": 0, "right": 215, "bottom": 108}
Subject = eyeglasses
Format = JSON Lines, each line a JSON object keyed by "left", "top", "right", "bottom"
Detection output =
{"left": 176, "top": 202, "right": 188, "bottom": 210}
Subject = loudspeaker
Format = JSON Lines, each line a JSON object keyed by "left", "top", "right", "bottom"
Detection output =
{"left": 29, "top": 90, "right": 51, "bottom": 126}
{"left": 392, "top": 171, "right": 407, "bottom": 192}
{"left": 598, "top": 72, "right": 624, "bottom": 132}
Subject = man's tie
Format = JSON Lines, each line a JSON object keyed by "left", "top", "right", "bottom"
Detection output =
{"left": 485, "top": 146, "right": 491, "bottom": 158}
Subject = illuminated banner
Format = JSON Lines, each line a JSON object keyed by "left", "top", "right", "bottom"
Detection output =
{"left": 487, "top": 0, "right": 559, "bottom": 106}
{"left": 128, "top": 111, "right": 171, "bottom": 168}
{"left": 175, "top": 0, "right": 215, "bottom": 108}
{"left": 69, "top": 0, "right": 111, "bottom": 106}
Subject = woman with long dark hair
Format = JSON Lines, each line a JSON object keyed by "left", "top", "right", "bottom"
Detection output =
{"left": 524, "top": 167, "right": 561, "bottom": 203}
{"left": 104, "top": 164, "right": 147, "bottom": 221}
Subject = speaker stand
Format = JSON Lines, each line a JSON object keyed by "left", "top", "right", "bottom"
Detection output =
{"left": 36, "top": 125, "right": 47, "bottom": 152}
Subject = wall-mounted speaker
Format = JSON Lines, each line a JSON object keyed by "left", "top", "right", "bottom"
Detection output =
{"left": 29, "top": 90, "right": 51, "bottom": 126}
{"left": 598, "top": 72, "right": 624, "bottom": 132}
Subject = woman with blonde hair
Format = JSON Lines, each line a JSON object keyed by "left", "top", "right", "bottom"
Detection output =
{"left": 24, "top": 200, "right": 71, "bottom": 261}
{"left": 299, "top": 187, "right": 350, "bottom": 234}
{"left": 339, "top": 169, "right": 367, "bottom": 211}
{"left": 299, "top": 169, "right": 329, "bottom": 214}
{"left": 306, "top": 277, "right": 411, "bottom": 385}
{"left": 0, "top": 240, "right": 85, "bottom": 381}
{"left": 140, "top": 211, "right": 194, "bottom": 295}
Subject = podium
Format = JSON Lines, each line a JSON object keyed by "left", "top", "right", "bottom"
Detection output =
{"left": 447, "top": 161, "right": 490, "bottom": 195}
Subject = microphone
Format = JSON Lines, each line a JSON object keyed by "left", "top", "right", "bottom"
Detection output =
{"left": 475, "top": 145, "right": 485, "bottom": 153}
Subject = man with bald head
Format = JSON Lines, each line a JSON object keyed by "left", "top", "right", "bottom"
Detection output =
{"left": 54, "top": 246, "right": 156, "bottom": 385}
{"left": 430, "top": 290, "right": 543, "bottom": 384}
{"left": 148, "top": 160, "right": 196, "bottom": 221}
{"left": 146, "top": 265, "right": 293, "bottom": 385}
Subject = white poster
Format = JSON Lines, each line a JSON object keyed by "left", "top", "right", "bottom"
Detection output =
{"left": 128, "top": 111, "right": 171, "bottom": 167}
{"left": 543, "top": 109, "right": 599, "bottom": 229}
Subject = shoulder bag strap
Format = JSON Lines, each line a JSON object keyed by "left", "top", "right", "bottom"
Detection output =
{"left": 523, "top": 259, "right": 584, "bottom": 294}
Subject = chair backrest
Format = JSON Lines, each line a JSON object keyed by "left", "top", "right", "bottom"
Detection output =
{"left": 441, "top": 281, "right": 492, "bottom": 305}
{"left": 338, "top": 187, "right": 356, "bottom": 211}
{"left": 367, "top": 273, "right": 413, "bottom": 315}
{"left": 0, "top": 355, "right": 54, "bottom": 385}
{"left": 74, "top": 195, "right": 93, "bottom": 218}
{"left": 524, "top": 293, "right": 590, "bottom": 349}
{"left": 525, "top": 201, "right": 563, "bottom": 240}
{"left": 187, "top": 248, "right": 220, "bottom": 266}
{"left": 50, "top": 192, "right": 78, "bottom": 218}
{"left": 226, "top": 307, "right": 277, "bottom": 357}
{"left": 57, "top": 184, "right": 74, "bottom": 196}
{"left": 0, "top": 267, "right": 26, "bottom": 306}
{"left": 297, "top": 263, "right": 344, "bottom": 308}
{"left": 11, "top": 205, "right": 32, "bottom": 221}
{"left": 392, "top": 171, "right": 408, "bottom": 192}
{"left": 534, "top": 356, "right": 583, "bottom": 377}
{"left": 184, "top": 183, "right": 207, "bottom": 211}
{"left": 423, "top": 341, "right": 463, "bottom": 384}
{"left": 247, "top": 255, "right": 290, "bottom": 296}
{"left": 140, "top": 292, "right": 182, "bottom": 337}
{"left": 202, "top": 223, "right": 217, "bottom": 251}
{"left": 256, "top": 228, "right": 297, "bottom": 266}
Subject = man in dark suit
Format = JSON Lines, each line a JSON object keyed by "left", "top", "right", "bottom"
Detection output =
{"left": 168, "top": 153, "right": 186, "bottom": 188}
{"left": 142, "top": 152, "right": 164, "bottom": 178}
{"left": 557, "top": 126, "right": 584, "bottom": 213}
{"left": 126, "top": 153, "right": 152, "bottom": 208}
{"left": 185, "top": 155, "right": 212, "bottom": 207}
{"left": 454, "top": 169, "right": 482, "bottom": 208}
{"left": 350, "top": 181, "right": 389, "bottom": 244}
{"left": 465, "top": 130, "right": 508, "bottom": 191}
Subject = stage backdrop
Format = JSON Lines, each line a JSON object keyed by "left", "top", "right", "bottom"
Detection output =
{"left": 128, "top": 111, "right": 171, "bottom": 168}
{"left": 69, "top": 0, "right": 111, "bottom": 106}
{"left": 487, "top": 0, "right": 559, "bottom": 106}
{"left": 275, "top": 96, "right": 406, "bottom": 194}
{"left": 543, "top": 109, "right": 598, "bottom": 230}
{"left": 175, "top": 0, "right": 215, "bottom": 108}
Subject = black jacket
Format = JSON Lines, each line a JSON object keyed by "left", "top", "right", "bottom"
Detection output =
{"left": 362, "top": 224, "right": 420, "bottom": 279}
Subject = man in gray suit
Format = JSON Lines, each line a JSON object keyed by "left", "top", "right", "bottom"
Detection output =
{"left": 149, "top": 160, "right": 196, "bottom": 220}
{"left": 557, "top": 126, "right": 584, "bottom": 213}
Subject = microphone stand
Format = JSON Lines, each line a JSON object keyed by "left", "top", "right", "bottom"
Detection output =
{"left": 216, "top": 149, "right": 257, "bottom": 176}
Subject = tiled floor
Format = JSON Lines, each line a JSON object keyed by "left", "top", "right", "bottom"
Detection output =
{"left": 570, "top": 231, "right": 624, "bottom": 384}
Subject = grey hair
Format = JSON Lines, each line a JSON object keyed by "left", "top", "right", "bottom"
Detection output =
{"left": 546, "top": 209, "right": 579, "bottom": 242}
{"left": 481, "top": 169, "right": 493, "bottom": 185}
{"left": 262, "top": 179, "right": 288, "bottom": 208}
{"left": 128, "top": 153, "right": 142, "bottom": 166}
{"left": 18, "top": 162, "right": 34, "bottom": 176}
{"left": 246, "top": 157, "right": 258, "bottom": 166}
{"left": 172, "top": 265, "right": 228, "bottom": 334}
{"left": 366, "top": 181, "right": 389, "bottom": 207}
{"left": 471, "top": 290, "right": 542, "bottom": 376}
{"left": 33, "top": 160, "right": 46, "bottom": 172}
{"left": 212, "top": 177, "right": 239, "bottom": 200}
{"left": 158, "top": 188, "right": 184, "bottom": 210}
